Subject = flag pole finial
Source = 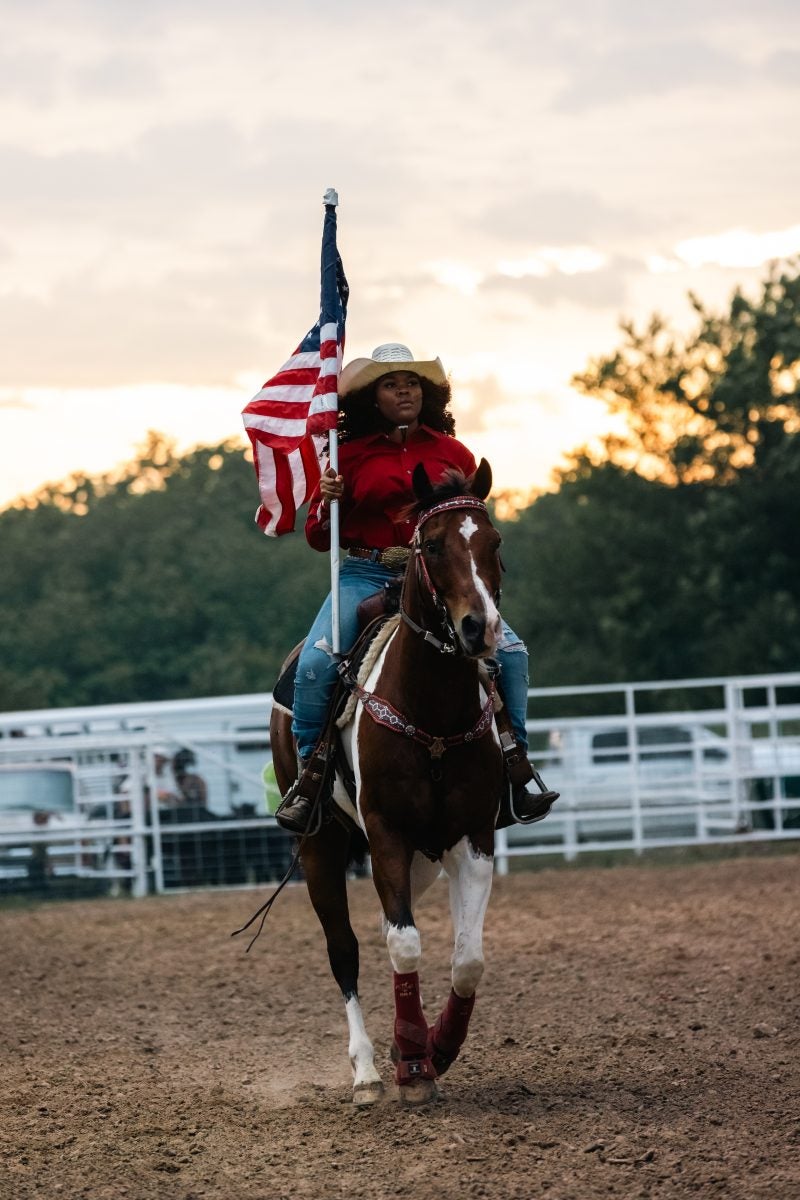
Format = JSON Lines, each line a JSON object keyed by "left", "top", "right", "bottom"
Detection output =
{"left": 323, "top": 187, "right": 338, "bottom": 208}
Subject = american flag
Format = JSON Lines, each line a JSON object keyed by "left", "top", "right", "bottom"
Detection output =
{"left": 242, "top": 202, "right": 348, "bottom": 536}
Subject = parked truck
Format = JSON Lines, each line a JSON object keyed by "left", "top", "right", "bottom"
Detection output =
{"left": 507, "top": 718, "right": 800, "bottom": 851}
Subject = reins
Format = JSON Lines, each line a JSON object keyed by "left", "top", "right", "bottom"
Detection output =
{"left": 230, "top": 807, "right": 321, "bottom": 952}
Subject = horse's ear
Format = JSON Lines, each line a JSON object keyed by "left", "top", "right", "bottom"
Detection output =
{"left": 469, "top": 458, "right": 492, "bottom": 501}
{"left": 412, "top": 462, "right": 435, "bottom": 503}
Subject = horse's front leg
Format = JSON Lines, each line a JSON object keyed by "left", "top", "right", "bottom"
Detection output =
{"left": 431, "top": 832, "right": 495, "bottom": 1076}
{"left": 367, "top": 821, "right": 438, "bottom": 1106}
{"left": 300, "top": 828, "right": 384, "bottom": 1106}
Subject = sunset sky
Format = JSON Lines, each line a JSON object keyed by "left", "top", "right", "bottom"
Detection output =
{"left": 1, "top": 0, "right": 799, "bottom": 508}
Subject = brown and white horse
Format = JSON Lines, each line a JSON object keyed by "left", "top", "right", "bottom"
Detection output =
{"left": 270, "top": 459, "right": 505, "bottom": 1105}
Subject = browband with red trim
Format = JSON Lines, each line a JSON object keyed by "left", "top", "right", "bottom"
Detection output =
{"left": 413, "top": 496, "right": 488, "bottom": 543}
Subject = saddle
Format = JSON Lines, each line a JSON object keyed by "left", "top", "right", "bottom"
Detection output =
{"left": 271, "top": 583, "right": 404, "bottom": 825}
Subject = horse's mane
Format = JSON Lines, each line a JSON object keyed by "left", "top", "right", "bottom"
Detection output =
{"left": 400, "top": 468, "right": 475, "bottom": 524}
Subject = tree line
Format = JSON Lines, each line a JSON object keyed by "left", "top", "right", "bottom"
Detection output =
{"left": 1, "top": 263, "right": 798, "bottom": 712}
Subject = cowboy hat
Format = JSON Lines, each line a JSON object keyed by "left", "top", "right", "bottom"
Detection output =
{"left": 338, "top": 343, "right": 447, "bottom": 397}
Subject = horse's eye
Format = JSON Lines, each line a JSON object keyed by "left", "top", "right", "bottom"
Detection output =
{"left": 423, "top": 538, "right": 440, "bottom": 555}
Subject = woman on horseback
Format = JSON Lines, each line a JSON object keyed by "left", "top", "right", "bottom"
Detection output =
{"left": 276, "top": 343, "right": 558, "bottom": 834}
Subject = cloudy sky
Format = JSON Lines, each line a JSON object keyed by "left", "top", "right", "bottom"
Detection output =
{"left": 1, "top": 0, "right": 799, "bottom": 507}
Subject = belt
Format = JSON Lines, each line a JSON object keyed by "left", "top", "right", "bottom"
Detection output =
{"left": 347, "top": 546, "right": 411, "bottom": 570}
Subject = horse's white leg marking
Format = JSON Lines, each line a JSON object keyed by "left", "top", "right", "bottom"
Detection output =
{"left": 441, "top": 836, "right": 494, "bottom": 997}
{"left": 374, "top": 857, "right": 441, "bottom": 978}
{"left": 345, "top": 995, "right": 383, "bottom": 1092}
{"left": 386, "top": 923, "right": 422, "bottom": 974}
{"left": 380, "top": 855, "right": 440, "bottom": 939}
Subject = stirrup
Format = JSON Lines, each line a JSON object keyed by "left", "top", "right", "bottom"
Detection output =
{"left": 275, "top": 742, "right": 332, "bottom": 837}
{"left": 275, "top": 786, "right": 323, "bottom": 837}
{"left": 508, "top": 781, "right": 558, "bottom": 825}
{"left": 498, "top": 731, "right": 559, "bottom": 825}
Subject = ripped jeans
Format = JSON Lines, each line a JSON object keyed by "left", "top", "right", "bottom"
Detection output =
{"left": 292, "top": 557, "right": 530, "bottom": 760}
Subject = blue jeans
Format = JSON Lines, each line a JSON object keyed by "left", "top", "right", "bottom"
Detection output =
{"left": 292, "top": 557, "right": 531, "bottom": 758}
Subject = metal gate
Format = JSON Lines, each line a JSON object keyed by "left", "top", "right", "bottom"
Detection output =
{"left": 0, "top": 672, "right": 798, "bottom": 894}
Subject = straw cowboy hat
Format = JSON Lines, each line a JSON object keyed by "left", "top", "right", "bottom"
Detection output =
{"left": 338, "top": 343, "right": 447, "bottom": 397}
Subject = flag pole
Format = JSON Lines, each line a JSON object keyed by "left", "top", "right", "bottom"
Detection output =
{"left": 329, "top": 418, "right": 341, "bottom": 656}
{"left": 323, "top": 187, "right": 341, "bottom": 656}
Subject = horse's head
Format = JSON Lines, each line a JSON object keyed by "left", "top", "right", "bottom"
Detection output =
{"left": 405, "top": 458, "right": 503, "bottom": 658}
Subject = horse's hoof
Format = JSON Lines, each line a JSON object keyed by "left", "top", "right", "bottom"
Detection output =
{"left": 399, "top": 1079, "right": 438, "bottom": 1107}
{"left": 429, "top": 1050, "right": 454, "bottom": 1077}
{"left": 427, "top": 1030, "right": 454, "bottom": 1077}
{"left": 352, "top": 1080, "right": 384, "bottom": 1107}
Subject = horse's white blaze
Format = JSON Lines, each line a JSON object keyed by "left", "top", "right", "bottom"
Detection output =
{"left": 459, "top": 514, "right": 479, "bottom": 542}
{"left": 441, "top": 836, "right": 494, "bottom": 997}
{"left": 456, "top": 514, "right": 501, "bottom": 646}
{"left": 345, "top": 996, "right": 382, "bottom": 1090}
{"left": 473, "top": 562, "right": 501, "bottom": 638}
{"left": 386, "top": 922, "right": 422, "bottom": 974}
{"left": 459, "top": 550, "right": 501, "bottom": 651}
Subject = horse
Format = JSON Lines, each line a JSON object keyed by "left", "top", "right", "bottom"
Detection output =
{"left": 269, "top": 458, "right": 506, "bottom": 1106}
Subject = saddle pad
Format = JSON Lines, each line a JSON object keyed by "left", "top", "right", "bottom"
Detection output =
{"left": 272, "top": 614, "right": 401, "bottom": 722}
{"left": 272, "top": 651, "right": 299, "bottom": 713}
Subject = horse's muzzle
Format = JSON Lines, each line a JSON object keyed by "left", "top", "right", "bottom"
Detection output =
{"left": 459, "top": 613, "right": 499, "bottom": 657}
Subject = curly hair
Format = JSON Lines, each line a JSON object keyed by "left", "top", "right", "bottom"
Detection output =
{"left": 338, "top": 377, "right": 457, "bottom": 441}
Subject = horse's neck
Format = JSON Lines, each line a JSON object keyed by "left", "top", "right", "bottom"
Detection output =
{"left": 397, "top": 621, "right": 478, "bottom": 685}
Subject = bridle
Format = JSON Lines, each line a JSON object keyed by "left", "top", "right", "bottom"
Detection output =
{"left": 400, "top": 495, "right": 497, "bottom": 656}
{"left": 340, "top": 493, "right": 502, "bottom": 770}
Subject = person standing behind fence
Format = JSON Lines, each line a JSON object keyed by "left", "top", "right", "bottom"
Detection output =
{"left": 150, "top": 746, "right": 179, "bottom": 808}
{"left": 172, "top": 749, "right": 208, "bottom": 813}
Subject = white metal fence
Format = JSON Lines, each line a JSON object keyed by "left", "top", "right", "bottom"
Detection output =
{"left": 0, "top": 697, "right": 293, "bottom": 897}
{"left": 496, "top": 671, "right": 800, "bottom": 871}
{"left": 0, "top": 672, "right": 798, "bottom": 895}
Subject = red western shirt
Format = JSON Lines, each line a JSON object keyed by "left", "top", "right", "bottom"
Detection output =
{"left": 305, "top": 425, "right": 477, "bottom": 551}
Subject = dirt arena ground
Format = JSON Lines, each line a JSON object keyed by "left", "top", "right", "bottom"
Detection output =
{"left": 1, "top": 851, "right": 799, "bottom": 1200}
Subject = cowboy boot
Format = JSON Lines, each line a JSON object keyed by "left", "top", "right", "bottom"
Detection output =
{"left": 500, "top": 732, "right": 560, "bottom": 824}
{"left": 275, "top": 740, "right": 332, "bottom": 835}
{"left": 493, "top": 702, "right": 559, "bottom": 826}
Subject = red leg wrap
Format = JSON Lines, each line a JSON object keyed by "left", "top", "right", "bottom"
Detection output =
{"left": 393, "top": 972, "right": 428, "bottom": 1055}
{"left": 392, "top": 972, "right": 437, "bottom": 1085}
{"left": 427, "top": 988, "right": 476, "bottom": 1077}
